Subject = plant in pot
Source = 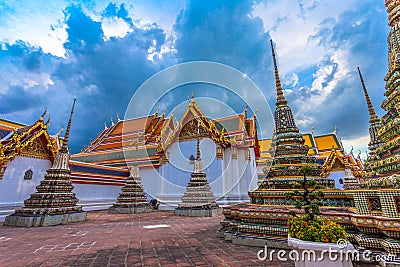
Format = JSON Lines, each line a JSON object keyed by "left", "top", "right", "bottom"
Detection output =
{"left": 285, "top": 165, "right": 354, "bottom": 267}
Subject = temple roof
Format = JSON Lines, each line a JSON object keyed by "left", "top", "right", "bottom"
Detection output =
{"left": 73, "top": 97, "right": 259, "bottom": 168}
{"left": 258, "top": 132, "right": 342, "bottom": 160}
{"left": 0, "top": 111, "right": 61, "bottom": 167}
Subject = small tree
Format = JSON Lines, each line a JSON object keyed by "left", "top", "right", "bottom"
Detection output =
{"left": 286, "top": 165, "right": 347, "bottom": 243}
{"left": 285, "top": 165, "right": 324, "bottom": 220}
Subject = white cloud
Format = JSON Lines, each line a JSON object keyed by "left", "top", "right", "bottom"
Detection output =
{"left": 252, "top": 0, "right": 358, "bottom": 75}
{"left": 102, "top": 17, "right": 132, "bottom": 40}
{"left": 0, "top": 1, "right": 68, "bottom": 57}
{"left": 341, "top": 134, "right": 369, "bottom": 159}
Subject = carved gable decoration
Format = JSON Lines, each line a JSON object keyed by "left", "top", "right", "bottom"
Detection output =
{"left": 21, "top": 138, "right": 50, "bottom": 160}
{"left": 157, "top": 100, "right": 231, "bottom": 153}
{"left": 331, "top": 157, "right": 345, "bottom": 171}
{"left": 179, "top": 118, "right": 209, "bottom": 141}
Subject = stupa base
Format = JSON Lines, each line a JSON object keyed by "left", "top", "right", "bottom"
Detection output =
{"left": 4, "top": 211, "right": 87, "bottom": 227}
{"left": 174, "top": 207, "right": 221, "bottom": 217}
{"left": 108, "top": 205, "right": 152, "bottom": 214}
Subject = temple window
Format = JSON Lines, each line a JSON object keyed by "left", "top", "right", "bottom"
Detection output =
{"left": 367, "top": 197, "right": 382, "bottom": 212}
{"left": 24, "top": 169, "right": 33, "bottom": 180}
{"left": 395, "top": 198, "right": 400, "bottom": 214}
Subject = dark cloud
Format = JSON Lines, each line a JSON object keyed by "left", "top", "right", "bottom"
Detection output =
{"left": 0, "top": 85, "right": 45, "bottom": 113}
{"left": 51, "top": 5, "right": 170, "bottom": 152}
{"left": 174, "top": 0, "right": 272, "bottom": 93}
{"left": 63, "top": 5, "right": 104, "bottom": 51}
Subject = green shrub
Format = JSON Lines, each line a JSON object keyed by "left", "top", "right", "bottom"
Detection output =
{"left": 288, "top": 215, "right": 347, "bottom": 243}
{"left": 286, "top": 165, "right": 348, "bottom": 243}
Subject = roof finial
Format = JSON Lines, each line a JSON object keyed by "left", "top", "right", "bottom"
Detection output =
{"left": 357, "top": 67, "right": 378, "bottom": 120}
{"left": 56, "top": 126, "right": 64, "bottom": 136}
{"left": 244, "top": 102, "right": 248, "bottom": 118}
{"left": 45, "top": 115, "right": 50, "bottom": 126}
{"left": 116, "top": 113, "right": 121, "bottom": 121}
{"left": 40, "top": 107, "right": 47, "bottom": 121}
{"left": 192, "top": 91, "right": 195, "bottom": 102}
{"left": 60, "top": 99, "right": 76, "bottom": 153}
{"left": 270, "top": 39, "right": 287, "bottom": 106}
{"left": 104, "top": 121, "right": 108, "bottom": 129}
{"left": 333, "top": 125, "right": 337, "bottom": 134}
{"left": 311, "top": 124, "right": 315, "bottom": 134}
{"left": 155, "top": 105, "right": 160, "bottom": 116}
{"left": 110, "top": 117, "right": 114, "bottom": 125}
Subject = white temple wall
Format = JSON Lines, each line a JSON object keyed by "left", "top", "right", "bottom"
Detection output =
{"left": 0, "top": 156, "right": 51, "bottom": 220}
{"left": 74, "top": 183, "right": 122, "bottom": 211}
{"left": 0, "top": 156, "right": 50, "bottom": 204}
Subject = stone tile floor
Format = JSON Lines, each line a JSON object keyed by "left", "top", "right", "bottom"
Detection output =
{"left": 0, "top": 210, "right": 378, "bottom": 267}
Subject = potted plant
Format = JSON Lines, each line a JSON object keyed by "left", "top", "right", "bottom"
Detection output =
{"left": 285, "top": 166, "right": 354, "bottom": 267}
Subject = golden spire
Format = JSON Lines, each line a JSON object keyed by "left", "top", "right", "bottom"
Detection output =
{"left": 192, "top": 91, "right": 195, "bottom": 102}
{"left": 357, "top": 67, "right": 378, "bottom": 121}
{"left": 311, "top": 124, "right": 315, "bottom": 134}
{"left": 270, "top": 39, "right": 287, "bottom": 106}
{"left": 333, "top": 125, "right": 337, "bottom": 134}
{"left": 60, "top": 99, "right": 76, "bottom": 153}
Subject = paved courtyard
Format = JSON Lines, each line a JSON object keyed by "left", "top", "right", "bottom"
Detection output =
{"left": 0, "top": 210, "right": 376, "bottom": 267}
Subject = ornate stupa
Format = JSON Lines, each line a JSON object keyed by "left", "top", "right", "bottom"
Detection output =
{"left": 108, "top": 138, "right": 152, "bottom": 214}
{"left": 256, "top": 40, "right": 334, "bottom": 191}
{"left": 367, "top": 0, "right": 400, "bottom": 182}
{"left": 220, "top": 4, "right": 400, "bottom": 261}
{"left": 4, "top": 99, "right": 87, "bottom": 227}
{"left": 357, "top": 67, "right": 384, "bottom": 176}
{"left": 175, "top": 137, "right": 219, "bottom": 217}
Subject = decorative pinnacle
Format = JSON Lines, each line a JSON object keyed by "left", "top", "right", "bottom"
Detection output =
{"left": 357, "top": 67, "right": 378, "bottom": 121}
{"left": 196, "top": 137, "right": 201, "bottom": 160}
{"left": 270, "top": 39, "right": 287, "bottom": 106}
{"left": 60, "top": 99, "right": 76, "bottom": 153}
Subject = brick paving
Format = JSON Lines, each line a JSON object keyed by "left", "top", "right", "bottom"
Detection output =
{"left": 0, "top": 210, "right": 377, "bottom": 267}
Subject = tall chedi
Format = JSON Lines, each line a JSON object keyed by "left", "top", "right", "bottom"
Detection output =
{"left": 357, "top": 67, "right": 384, "bottom": 174}
{"left": 175, "top": 135, "right": 219, "bottom": 217}
{"left": 5, "top": 99, "right": 87, "bottom": 227}
{"left": 369, "top": 0, "right": 400, "bottom": 177}
{"left": 256, "top": 40, "right": 335, "bottom": 191}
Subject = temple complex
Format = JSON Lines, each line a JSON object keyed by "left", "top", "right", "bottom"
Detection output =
{"left": 4, "top": 99, "right": 87, "bottom": 227}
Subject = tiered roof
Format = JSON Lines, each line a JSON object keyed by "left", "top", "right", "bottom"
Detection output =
{"left": 72, "top": 98, "right": 260, "bottom": 169}
{"left": 0, "top": 110, "right": 61, "bottom": 175}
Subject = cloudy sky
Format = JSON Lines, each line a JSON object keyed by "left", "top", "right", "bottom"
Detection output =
{"left": 0, "top": 0, "right": 390, "bottom": 155}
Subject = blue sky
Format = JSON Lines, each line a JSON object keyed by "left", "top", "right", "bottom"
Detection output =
{"left": 0, "top": 0, "right": 389, "bottom": 155}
